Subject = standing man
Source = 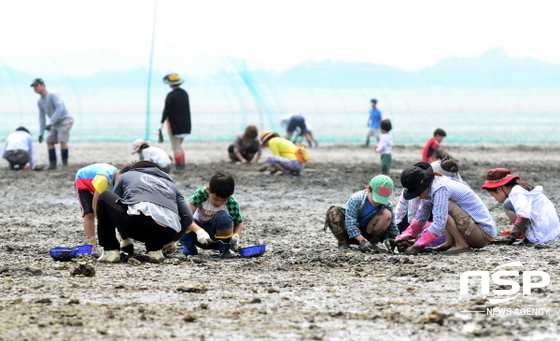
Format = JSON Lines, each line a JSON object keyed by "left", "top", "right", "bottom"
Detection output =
{"left": 31, "top": 78, "right": 73, "bottom": 169}
{"left": 364, "top": 98, "right": 382, "bottom": 147}
{"left": 160, "top": 73, "right": 191, "bottom": 171}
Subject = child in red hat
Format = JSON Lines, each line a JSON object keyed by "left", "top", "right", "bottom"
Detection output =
{"left": 482, "top": 168, "right": 560, "bottom": 244}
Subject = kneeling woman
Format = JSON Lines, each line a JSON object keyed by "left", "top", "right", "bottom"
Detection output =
{"left": 401, "top": 162, "right": 497, "bottom": 255}
{"left": 96, "top": 161, "right": 193, "bottom": 263}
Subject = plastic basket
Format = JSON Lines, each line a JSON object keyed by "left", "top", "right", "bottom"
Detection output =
{"left": 49, "top": 247, "right": 78, "bottom": 261}
{"left": 239, "top": 245, "right": 266, "bottom": 257}
{"left": 74, "top": 244, "right": 93, "bottom": 256}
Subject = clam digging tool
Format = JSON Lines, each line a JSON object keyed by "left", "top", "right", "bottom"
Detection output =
{"left": 384, "top": 239, "right": 396, "bottom": 255}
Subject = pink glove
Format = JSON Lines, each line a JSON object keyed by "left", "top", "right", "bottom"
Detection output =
{"left": 413, "top": 231, "right": 437, "bottom": 246}
{"left": 395, "top": 220, "right": 425, "bottom": 241}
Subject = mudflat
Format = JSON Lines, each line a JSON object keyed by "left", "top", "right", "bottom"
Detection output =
{"left": 1, "top": 142, "right": 559, "bottom": 340}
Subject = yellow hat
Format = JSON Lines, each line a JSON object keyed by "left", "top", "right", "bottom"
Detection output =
{"left": 163, "top": 73, "right": 184, "bottom": 85}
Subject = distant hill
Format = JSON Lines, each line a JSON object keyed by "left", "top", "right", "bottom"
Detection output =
{"left": 2, "top": 48, "right": 559, "bottom": 89}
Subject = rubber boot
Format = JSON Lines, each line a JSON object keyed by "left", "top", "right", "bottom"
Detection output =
{"left": 48, "top": 149, "right": 57, "bottom": 170}
{"left": 61, "top": 149, "right": 68, "bottom": 168}
{"left": 179, "top": 232, "right": 198, "bottom": 255}
{"left": 215, "top": 234, "right": 234, "bottom": 258}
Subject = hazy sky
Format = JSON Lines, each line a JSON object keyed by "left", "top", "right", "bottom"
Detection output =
{"left": 1, "top": 0, "right": 558, "bottom": 76}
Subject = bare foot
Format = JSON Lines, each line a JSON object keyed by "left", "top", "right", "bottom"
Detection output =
{"left": 447, "top": 245, "right": 469, "bottom": 251}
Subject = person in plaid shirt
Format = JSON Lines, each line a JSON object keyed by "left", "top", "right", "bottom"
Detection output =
{"left": 179, "top": 171, "right": 243, "bottom": 257}
{"left": 324, "top": 175, "right": 399, "bottom": 252}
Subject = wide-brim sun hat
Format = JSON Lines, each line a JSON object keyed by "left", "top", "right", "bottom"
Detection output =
{"left": 260, "top": 131, "right": 279, "bottom": 145}
{"left": 163, "top": 73, "right": 184, "bottom": 85}
{"left": 481, "top": 168, "right": 520, "bottom": 189}
{"left": 369, "top": 175, "right": 394, "bottom": 205}
{"left": 400, "top": 162, "right": 434, "bottom": 200}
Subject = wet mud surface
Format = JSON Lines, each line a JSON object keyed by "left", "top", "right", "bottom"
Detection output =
{"left": 1, "top": 142, "right": 559, "bottom": 340}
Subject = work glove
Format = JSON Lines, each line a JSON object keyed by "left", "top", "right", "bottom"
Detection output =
{"left": 406, "top": 245, "right": 427, "bottom": 255}
{"left": 38, "top": 134, "right": 43, "bottom": 143}
{"left": 45, "top": 124, "right": 52, "bottom": 131}
{"left": 359, "top": 239, "right": 374, "bottom": 252}
{"left": 395, "top": 239, "right": 414, "bottom": 253}
{"left": 230, "top": 233, "right": 240, "bottom": 248}
{"left": 158, "top": 123, "right": 164, "bottom": 143}
{"left": 195, "top": 229, "right": 212, "bottom": 245}
{"left": 395, "top": 220, "right": 425, "bottom": 241}
{"left": 412, "top": 231, "right": 437, "bottom": 247}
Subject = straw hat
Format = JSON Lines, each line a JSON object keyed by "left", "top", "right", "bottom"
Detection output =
{"left": 260, "top": 131, "right": 279, "bottom": 145}
{"left": 163, "top": 73, "right": 184, "bottom": 86}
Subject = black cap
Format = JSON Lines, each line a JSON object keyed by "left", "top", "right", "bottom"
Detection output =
{"left": 30, "top": 78, "right": 44, "bottom": 87}
{"left": 370, "top": 98, "right": 377, "bottom": 104}
{"left": 400, "top": 162, "right": 434, "bottom": 200}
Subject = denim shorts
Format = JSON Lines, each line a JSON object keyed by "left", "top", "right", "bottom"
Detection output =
{"left": 502, "top": 198, "right": 515, "bottom": 212}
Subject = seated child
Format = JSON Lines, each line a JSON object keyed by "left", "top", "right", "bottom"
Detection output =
{"left": 179, "top": 171, "right": 244, "bottom": 257}
{"left": 324, "top": 175, "right": 399, "bottom": 252}
{"left": 422, "top": 128, "right": 449, "bottom": 162}
{"left": 481, "top": 168, "right": 560, "bottom": 244}
{"left": 132, "top": 139, "right": 172, "bottom": 173}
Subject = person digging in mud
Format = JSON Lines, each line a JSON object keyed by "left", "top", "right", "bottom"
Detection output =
{"left": 258, "top": 131, "right": 308, "bottom": 175}
{"left": 324, "top": 175, "right": 399, "bottom": 252}
{"left": 421, "top": 128, "right": 451, "bottom": 163}
{"left": 179, "top": 170, "right": 244, "bottom": 258}
{"left": 227, "top": 125, "right": 262, "bottom": 164}
{"left": 391, "top": 158, "right": 461, "bottom": 253}
{"left": 401, "top": 162, "right": 497, "bottom": 255}
{"left": 1, "top": 126, "right": 39, "bottom": 170}
{"left": 96, "top": 161, "right": 193, "bottom": 263}
{"left": 131, "top": 138, "right": 172, "bottom": 173}
{"left": 481, "top": 168, "right": 560, "bottom": 245}
{"left": 75, "top": 163, "right": 122, "bottom": 250}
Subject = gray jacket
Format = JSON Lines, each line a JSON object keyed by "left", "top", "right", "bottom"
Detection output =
{"left": 114, "top": 167, "right": 193, "bottom": 233}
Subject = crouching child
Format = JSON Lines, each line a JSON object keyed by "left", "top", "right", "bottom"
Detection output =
{"left": 324, "top": 175, "right": 399, "bottom": 252}
{"left": 179, "top": 171, "right": 244, "bottom": 257}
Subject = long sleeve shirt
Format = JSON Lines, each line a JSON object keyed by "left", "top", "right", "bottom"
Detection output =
{"left": 344, "top": 189, "right": 399, "bottom": 239}
{"left": 1, "top": 130, "right": 36, "bottom": 169}
{"left": 376, "top": 133, "right": 393, "bottom": 155}
{"left": 414, "top": 176, "right": 497, "bottom": 237}
{"left": 38, "top": 92, "right": 73, "bottom": 135}
{"left": 394, "top": 192, "right": 422, "bottom": 225}
{"left": 268, "top": 137, "right": 299, "bottom": 161}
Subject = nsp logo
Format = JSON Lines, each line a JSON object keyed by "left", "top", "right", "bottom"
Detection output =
{"left": 460, "top": 262, "right": 550, "bottom": 304}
